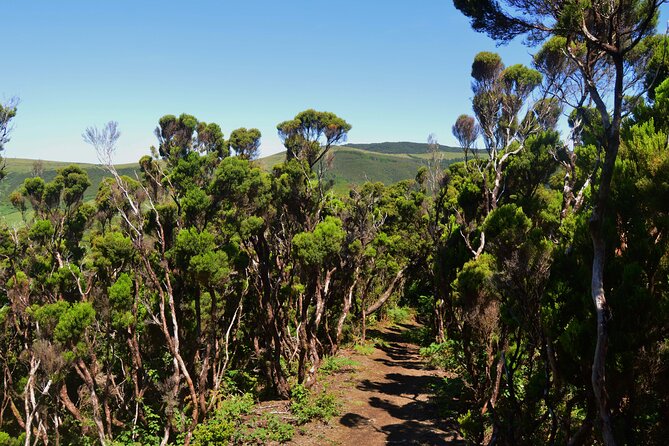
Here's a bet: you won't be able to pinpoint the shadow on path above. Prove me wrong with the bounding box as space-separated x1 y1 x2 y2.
336 325 465 445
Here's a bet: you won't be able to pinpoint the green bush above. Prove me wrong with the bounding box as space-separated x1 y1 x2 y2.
419 340 463 371
290 384 340 425
457 409 484 443
0 432 25 446
386 305 413 325
191 394 255 445
403 325 433 346
237 413 295 444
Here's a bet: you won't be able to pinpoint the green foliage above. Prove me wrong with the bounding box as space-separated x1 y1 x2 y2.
290 385 340 425
457 409 484 442
420 340 464 372
319 356 359 375
229 127 262 160
353 343 375 356
190 394 295 445
191 394 255 446
277 109 351 168
0 431 25 446
30 301 95 350
108 273 134 328
292 217 345 266
385 305 413 325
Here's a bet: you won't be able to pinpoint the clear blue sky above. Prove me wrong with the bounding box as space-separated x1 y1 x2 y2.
3 1 668 164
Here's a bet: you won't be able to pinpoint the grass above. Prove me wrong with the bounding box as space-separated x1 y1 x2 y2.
353 343 376 356
319 356 359 375
257 145 464 195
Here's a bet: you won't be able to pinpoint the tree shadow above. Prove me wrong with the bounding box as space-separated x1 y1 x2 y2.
340 412 373 428
369 326 427 371
341 325 465 444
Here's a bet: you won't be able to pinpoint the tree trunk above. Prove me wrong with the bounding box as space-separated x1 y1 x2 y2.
334 271 359 351
364 267 406 315
586 55 624 446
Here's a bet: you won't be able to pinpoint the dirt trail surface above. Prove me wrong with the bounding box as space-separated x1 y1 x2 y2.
291 324 465 445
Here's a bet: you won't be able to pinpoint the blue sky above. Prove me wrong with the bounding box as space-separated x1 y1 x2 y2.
3 1 668 163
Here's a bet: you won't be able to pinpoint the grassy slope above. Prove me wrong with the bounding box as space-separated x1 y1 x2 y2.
1 142 465 221
259 145 464 193
0 159 138 225
343 141 462 155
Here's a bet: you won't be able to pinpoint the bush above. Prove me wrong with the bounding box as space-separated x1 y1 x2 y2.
191 394 255 445
386 305 413 325
290 384 340 425
0 432 25 446
457 409 484 443
419 340 463 371
238 413 295 444
403 325 433 346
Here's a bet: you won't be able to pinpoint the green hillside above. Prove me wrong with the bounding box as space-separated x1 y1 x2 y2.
0 143 465 222
343 141 463 154
258 145 464 193
0 158 138 225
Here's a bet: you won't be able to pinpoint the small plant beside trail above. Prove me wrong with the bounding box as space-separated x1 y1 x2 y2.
185 384 341 445
385 305 413 325
290 384 341 425
353 342 376 356
319 356 359 375
419 339 464 372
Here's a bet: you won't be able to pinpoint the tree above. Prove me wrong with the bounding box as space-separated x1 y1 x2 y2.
454 1 665 444
0 98 18 181
228 128 261 160
277 109 351 171
452 114 479 166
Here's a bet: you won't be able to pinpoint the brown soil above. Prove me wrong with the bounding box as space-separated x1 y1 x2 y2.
290 323 465 446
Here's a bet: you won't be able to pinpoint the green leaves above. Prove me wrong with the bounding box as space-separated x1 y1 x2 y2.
292 217 345 267
229 127 261 160
109 273 135 329
30 301 95 346
277 109 351 168
171 228 231 285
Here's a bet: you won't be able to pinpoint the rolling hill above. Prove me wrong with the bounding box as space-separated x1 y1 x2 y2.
0 159 138 225
259 143 464 193
0 142 465 224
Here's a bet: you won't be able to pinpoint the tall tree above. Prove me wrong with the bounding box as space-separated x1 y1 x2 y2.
228 127 262 160
454 1 665 444
277 109 351 171
0 98 18 181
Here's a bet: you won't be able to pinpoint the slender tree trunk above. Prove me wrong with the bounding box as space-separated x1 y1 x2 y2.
586 55 624 446
334 270 359 352
364 268 406 315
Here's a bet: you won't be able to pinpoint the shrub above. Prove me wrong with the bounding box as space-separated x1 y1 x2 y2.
237 413 295 444
290 384 340 425
191 394 254 445
0 432 25 446
419 340 463 371
386 305 413 325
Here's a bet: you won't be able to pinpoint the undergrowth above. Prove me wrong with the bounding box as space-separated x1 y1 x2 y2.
290 384 341 425
320 355 359 375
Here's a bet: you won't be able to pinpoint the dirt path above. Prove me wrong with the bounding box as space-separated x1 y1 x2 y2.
291 324 465 446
